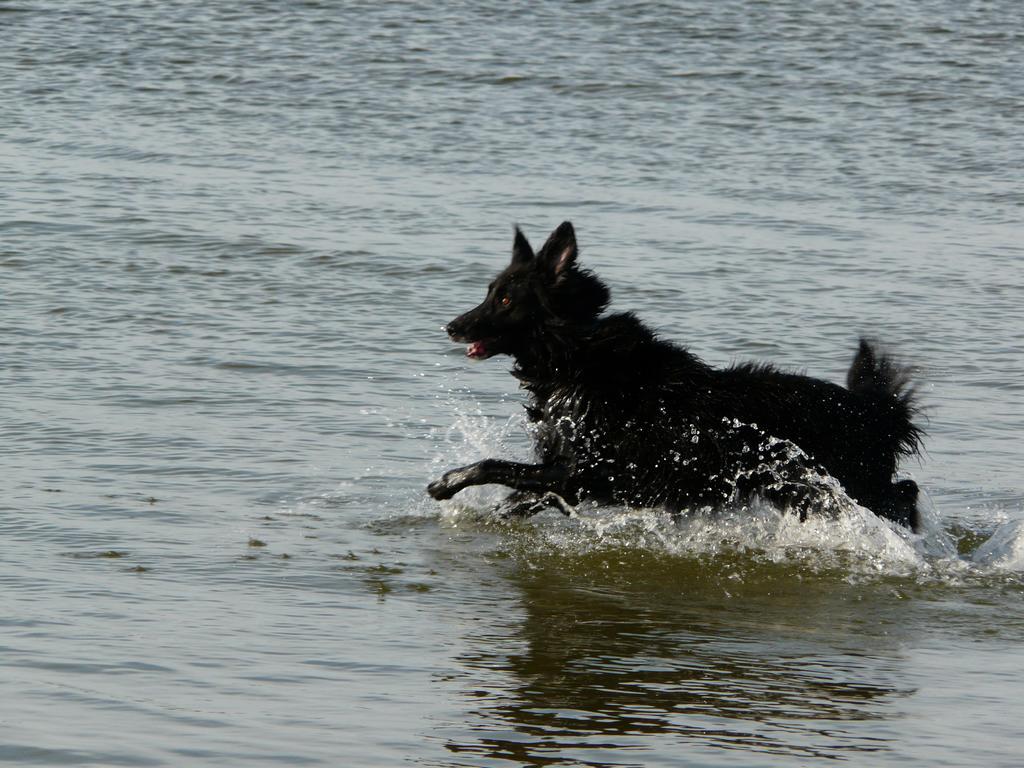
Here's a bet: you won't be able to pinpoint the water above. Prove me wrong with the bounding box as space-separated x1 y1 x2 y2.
2 1 1023 765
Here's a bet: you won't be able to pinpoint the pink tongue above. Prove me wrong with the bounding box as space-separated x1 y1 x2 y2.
467 341 487 358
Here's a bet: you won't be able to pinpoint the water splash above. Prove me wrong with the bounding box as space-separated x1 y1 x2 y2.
425 403 1018 582
972 519 1024 570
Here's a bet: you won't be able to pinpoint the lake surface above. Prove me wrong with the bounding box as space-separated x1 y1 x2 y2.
3 1 1023 765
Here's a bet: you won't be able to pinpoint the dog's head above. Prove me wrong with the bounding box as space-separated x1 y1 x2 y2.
445 221 610 360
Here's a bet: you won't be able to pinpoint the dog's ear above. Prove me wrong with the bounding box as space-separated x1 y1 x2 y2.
512 226 534 265
537 221 577 280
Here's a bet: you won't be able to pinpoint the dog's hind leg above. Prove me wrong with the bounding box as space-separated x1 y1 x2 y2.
873 479 920 532
427 459 568 501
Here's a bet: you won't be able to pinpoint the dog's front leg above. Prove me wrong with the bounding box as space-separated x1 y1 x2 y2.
495 490 576 519
427 459 567 501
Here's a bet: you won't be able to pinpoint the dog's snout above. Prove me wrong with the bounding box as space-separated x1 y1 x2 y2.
445 307 483 342
446 307 481 339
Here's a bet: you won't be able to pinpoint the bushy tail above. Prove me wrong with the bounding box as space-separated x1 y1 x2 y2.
847 338 923 457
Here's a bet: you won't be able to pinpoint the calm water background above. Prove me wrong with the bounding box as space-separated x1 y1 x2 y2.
3 1 1023 766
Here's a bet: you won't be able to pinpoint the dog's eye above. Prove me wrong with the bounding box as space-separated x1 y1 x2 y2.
500 296 511 307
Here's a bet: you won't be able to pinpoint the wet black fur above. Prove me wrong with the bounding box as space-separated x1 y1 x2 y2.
428 222 924 530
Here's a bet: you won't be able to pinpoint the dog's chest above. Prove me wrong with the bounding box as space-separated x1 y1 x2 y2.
530 384 612 457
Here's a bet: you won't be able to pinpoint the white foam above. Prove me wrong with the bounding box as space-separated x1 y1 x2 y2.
508 497 929 577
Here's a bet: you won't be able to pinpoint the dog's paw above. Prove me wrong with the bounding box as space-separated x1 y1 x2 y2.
540 491 576 517
495 491 575 519
426 478 456 500
428 466 477 501
425 473 462 501
496 496 543 519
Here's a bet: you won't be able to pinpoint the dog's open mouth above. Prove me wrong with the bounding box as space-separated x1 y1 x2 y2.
466 340 495 359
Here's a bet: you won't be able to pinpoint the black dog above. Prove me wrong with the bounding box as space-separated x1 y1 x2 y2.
427 222 923 530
